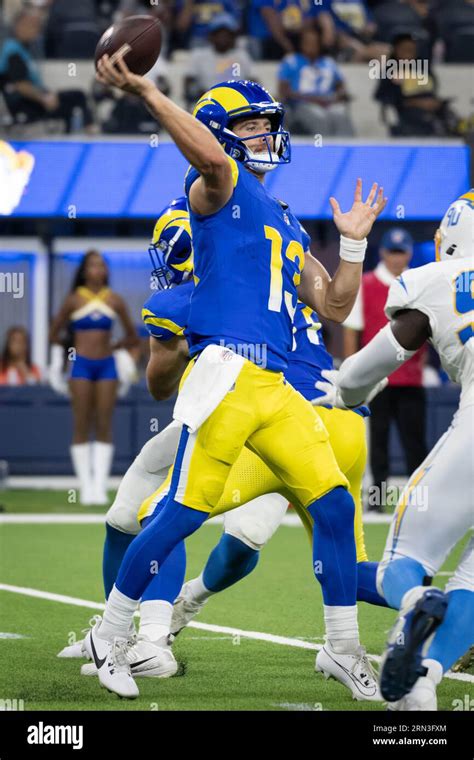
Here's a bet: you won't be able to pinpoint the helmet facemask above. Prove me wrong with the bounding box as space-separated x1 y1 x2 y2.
226 111 290 173
148 226 193 290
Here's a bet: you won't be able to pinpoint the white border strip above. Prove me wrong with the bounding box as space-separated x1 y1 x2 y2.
0 583 471 683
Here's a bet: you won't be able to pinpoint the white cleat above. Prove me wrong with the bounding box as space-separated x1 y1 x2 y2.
316 645 382 701
84 619 138 699
171 581 207 636
57 638 90 659
81 635 177 678
387 676 438 711
125 635 178 678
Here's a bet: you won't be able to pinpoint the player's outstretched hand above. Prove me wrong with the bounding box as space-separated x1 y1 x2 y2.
330 178 387 241
96 54 154 98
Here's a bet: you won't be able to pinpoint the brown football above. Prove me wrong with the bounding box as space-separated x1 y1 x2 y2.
94 15 162 76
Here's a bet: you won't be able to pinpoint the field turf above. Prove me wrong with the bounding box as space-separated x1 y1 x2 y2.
0 489 472 712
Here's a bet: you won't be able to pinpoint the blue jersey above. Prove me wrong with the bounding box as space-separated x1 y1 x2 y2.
286 302 333 402
141 281 194 341
174 0 241 39
141 281 369 415
184 157 308 372
278 54 343 98
249 0 319 38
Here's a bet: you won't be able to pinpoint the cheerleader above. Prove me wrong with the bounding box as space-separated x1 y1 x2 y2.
49 249 138 505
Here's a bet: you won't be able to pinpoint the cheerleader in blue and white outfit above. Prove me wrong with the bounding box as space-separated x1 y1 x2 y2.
49 250 138 505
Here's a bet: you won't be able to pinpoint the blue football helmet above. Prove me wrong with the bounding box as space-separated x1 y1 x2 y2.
193 80 291 173
148 197 193 290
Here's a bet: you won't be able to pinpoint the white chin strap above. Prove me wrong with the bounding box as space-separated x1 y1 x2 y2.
245 149 280 174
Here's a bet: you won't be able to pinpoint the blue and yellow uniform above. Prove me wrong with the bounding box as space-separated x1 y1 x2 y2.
70 286 118 381
139 281 368 560
185 157 307 372
164 136 348 514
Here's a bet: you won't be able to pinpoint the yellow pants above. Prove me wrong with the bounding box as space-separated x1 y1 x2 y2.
139 404 368 563
161 358 348 514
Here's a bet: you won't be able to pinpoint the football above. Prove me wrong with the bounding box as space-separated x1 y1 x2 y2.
94 14 162 76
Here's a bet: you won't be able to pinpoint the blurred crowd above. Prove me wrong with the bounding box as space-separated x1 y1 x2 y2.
0 0 473 137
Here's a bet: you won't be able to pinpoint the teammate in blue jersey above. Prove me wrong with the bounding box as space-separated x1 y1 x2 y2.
92 56 387 698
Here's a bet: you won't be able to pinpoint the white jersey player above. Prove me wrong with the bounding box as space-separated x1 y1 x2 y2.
336 190 474 710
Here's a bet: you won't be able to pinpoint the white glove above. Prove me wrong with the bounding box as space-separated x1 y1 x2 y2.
114 349 138 398
47 344 69 396
311 369 388 409
312 369 347 408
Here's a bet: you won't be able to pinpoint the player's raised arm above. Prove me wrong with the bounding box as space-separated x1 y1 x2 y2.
298 179 387 322
338 309 431 408
96 55 234 213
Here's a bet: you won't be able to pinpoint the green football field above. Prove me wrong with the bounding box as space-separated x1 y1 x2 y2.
0 490 472 712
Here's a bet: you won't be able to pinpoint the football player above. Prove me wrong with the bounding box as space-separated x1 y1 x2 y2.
333 190 474 710
58 197 192 678
90 58 387 698
66 201 387 699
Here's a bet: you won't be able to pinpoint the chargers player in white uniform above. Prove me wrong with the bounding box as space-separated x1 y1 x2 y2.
333 190 474 710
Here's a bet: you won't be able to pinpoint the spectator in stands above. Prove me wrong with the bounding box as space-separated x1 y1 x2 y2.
0 8 96 133
174 0 241 50
4 0 51 26
374 33 459 136
0 326 41 385
343 228 427 513
278 27 354 136
312 0 389 62
247 0 321 60
184 13 256 108
97 56 170 134
43 0 100 59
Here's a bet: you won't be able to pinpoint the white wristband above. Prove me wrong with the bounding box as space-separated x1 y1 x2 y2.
339 234 367 263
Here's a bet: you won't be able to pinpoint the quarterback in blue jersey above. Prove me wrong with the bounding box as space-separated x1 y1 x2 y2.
66 200 386 694
92 54 387 698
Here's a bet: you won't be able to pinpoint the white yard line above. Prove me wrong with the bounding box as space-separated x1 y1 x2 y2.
0 512 393 525
0 583 471 684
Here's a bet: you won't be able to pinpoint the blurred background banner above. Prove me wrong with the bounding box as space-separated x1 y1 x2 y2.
7 139 471 219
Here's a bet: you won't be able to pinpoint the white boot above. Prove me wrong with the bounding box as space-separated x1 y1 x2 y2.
92 442 114 505
315 644 382 701
84 618 138 698
70 443 93 505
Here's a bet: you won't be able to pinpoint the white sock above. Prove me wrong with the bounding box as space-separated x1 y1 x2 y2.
324 604 360 654
139 600 172 642
99 585 138 641
70 443 91 499
92 441 114 499
422 658 443 685
186 573 214 604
